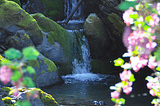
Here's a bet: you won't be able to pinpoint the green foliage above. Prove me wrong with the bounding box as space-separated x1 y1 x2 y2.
129 74 135 82
5 48 22 60
23 77 35 87
11 70 21 82
27 66 35 74
114 58 124 66
117 1 138 11
22 47 39 60
154 49 160 61
15 100 31 106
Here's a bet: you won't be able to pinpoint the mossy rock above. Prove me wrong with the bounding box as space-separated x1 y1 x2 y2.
37 0 63 21
0 0 44 46
32 13 71 59
107 13 125 37
43 57 57 72
8 0 21 6
90 59 116 74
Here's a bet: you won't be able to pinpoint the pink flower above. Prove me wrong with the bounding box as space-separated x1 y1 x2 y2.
148 56 157 69
120 70 132 81
130 57 148 72
146 42 157 50
149 13 159 27
147 82 153 89
149 89 156 96
123 86 132 95
0 66 12 85
123 7 137 26
111 91 120 98
123 26 132 48
13 89 19 97
32 91 39 99
157 2 160 15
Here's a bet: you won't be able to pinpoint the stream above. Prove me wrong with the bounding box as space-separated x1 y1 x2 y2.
42 0 153 105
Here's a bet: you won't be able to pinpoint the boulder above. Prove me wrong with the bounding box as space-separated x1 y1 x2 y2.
32 13 74 75
0 0 44 47
83 13 111 59
26 53 63 88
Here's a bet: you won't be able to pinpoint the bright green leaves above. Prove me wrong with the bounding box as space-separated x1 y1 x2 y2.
111 98 125 105
22 47 39 60
15 100 31 106
156 67 160 71
114 58 124 66
11 70 21 82
154 49 160 61
117 1 138 11
5 48 22 60
129 13 138 19
129 74 135 82
23 77 35 87
27 66 35 74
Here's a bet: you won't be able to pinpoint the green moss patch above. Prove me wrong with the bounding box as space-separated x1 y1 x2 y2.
32 13 71 59
108 13 125 37
28 60 40 68
37 0 63 20
43 58 57 72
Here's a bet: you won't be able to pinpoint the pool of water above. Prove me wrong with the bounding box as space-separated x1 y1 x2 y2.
41 73 154 106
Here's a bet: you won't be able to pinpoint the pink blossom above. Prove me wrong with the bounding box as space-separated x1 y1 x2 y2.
130 57 148 72
146 42 157 50
111 91 120 98
0 66 12 85
123 86 132 95
157 2 160 15
120 70 132 81
149 89 156 96
123 7 137 26
123 26 132 48
149 13 159 27
32 91 39 99
148 56 157 69
13 89 19 97
147 82 153 89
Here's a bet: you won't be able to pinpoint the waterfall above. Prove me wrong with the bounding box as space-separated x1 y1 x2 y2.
72 36 91 74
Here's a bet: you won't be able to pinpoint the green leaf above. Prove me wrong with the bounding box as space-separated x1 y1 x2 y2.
129 74 135 82
151 98 159 104
117 1 138 11
145 16 152 22
4 48 21 60
154 49 160 61
23 77 35 87
111 98 116 102
156 67 160 71
11 70 21 82
144 25 150 31
22 47 39 60
27 66 35 74
129 14 138 19
114 58 124 66
118 98 125 105
15 100 31 106
20 100 31 106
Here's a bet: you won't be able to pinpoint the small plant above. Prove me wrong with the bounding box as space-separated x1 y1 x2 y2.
0 46 39 106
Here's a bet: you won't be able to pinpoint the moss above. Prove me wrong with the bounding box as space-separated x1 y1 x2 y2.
28 60 40 68
31 88 59 106
108 13 125 37
2 97 12 104
37 0 63 20
0 0 44 45
43 58 57 72
2 87 12 95
32 13 71 59
9 0 21 6
22 33 30 40
41 71 46 74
